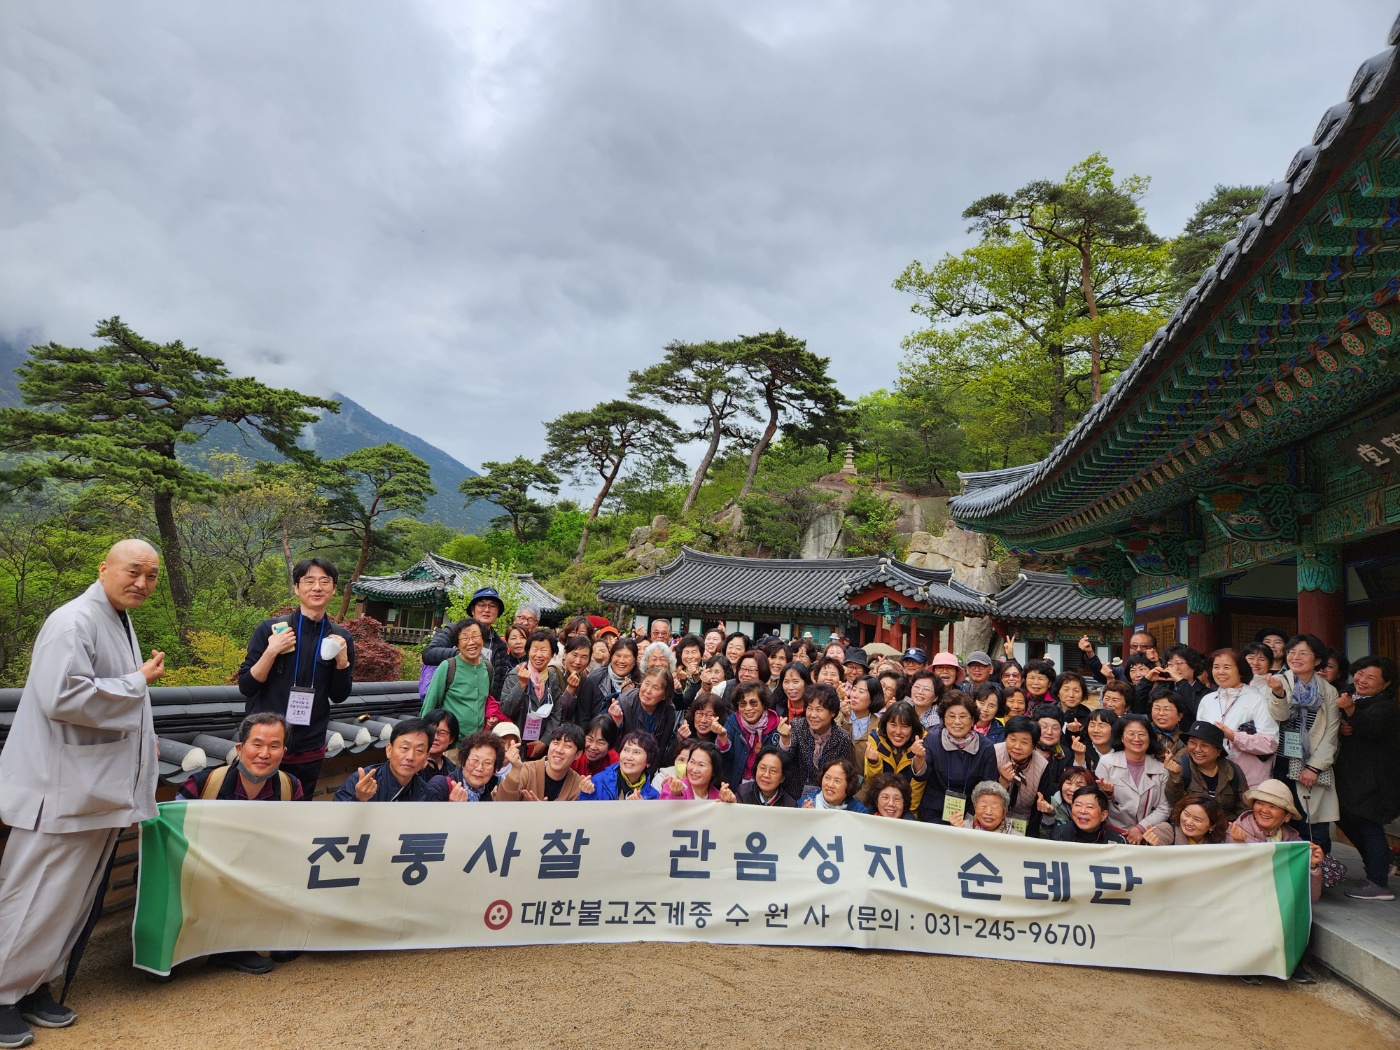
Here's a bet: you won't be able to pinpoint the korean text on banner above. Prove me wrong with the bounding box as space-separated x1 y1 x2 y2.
133 801 1310 977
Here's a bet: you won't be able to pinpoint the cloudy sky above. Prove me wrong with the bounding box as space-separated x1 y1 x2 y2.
2 1 1394 474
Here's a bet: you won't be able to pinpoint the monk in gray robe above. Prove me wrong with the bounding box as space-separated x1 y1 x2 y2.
0 540 165 1047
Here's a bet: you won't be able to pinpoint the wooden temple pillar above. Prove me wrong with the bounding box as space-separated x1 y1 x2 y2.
1297 545 1345 648
1121 597 1136 655
1186 577 1221 655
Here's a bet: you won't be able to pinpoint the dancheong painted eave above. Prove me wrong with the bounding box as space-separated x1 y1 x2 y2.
950 24 1400 550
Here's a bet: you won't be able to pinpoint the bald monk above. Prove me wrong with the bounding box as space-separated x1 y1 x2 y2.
0 540 165 1047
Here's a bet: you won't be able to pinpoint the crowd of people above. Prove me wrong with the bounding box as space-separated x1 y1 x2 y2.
2 547 1398 1046
392 596 1396 922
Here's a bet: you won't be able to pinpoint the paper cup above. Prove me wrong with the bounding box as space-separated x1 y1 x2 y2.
320 636 344 660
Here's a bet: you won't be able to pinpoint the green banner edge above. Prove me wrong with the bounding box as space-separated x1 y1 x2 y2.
132 801 190 974
1270 840 1312 975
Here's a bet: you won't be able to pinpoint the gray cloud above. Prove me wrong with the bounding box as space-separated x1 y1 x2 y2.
2 0 1393 478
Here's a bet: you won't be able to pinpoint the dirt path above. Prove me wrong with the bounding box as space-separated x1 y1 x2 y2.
36 925 1400 1050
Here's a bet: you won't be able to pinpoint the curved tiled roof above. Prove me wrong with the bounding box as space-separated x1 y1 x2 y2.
990 570 1123 626
840 557 990 616
597 548 889 617
951 22 1400 548
353 553 561 612
0 681 422 784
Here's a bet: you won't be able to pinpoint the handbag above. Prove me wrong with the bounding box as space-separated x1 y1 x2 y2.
1319 853 1347 889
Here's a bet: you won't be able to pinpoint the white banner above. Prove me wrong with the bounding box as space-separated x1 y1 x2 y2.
134 800 1310 977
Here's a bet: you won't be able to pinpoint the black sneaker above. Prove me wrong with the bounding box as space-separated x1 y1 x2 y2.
1345 881 1396 901
16 985 74 1029
0 1005 33 1048
208 951 274 975
268 951 302 963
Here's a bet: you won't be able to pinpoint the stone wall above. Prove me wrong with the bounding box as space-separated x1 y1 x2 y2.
904 522 1017 656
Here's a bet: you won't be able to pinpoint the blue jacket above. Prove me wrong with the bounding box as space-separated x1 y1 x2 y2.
577 762 659 801
915 738 998 823
332 761 431 802
719 713 784 793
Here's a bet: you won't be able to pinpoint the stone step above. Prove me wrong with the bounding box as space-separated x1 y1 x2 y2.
1310 842 1400 1013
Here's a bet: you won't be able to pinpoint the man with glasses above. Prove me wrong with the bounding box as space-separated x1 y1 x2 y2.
1079 630 1159 685
238 557 355 799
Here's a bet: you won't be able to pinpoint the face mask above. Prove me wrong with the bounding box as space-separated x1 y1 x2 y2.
236 758 278 785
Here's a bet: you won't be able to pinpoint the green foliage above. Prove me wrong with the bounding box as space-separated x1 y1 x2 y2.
894 154 1171 471
730 330 852 498
459 457 560 539
543 399 684 558
439 532 492 565
602 456 687 520
739 485 836 558
445 558 527 626
399 643 423 682
159 631 243 686
0 317 337 621
318 442 435 616
629 339 757 513
0 490 113 682
381 518 458 573
174 452 323 602
1169 184 1265 299
842 484 903 557
853 384 962 491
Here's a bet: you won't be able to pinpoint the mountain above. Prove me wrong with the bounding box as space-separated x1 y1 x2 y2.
0 336 494 532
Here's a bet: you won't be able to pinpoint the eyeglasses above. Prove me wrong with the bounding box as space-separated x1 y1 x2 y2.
1129 643 1151 651
736 698 763 708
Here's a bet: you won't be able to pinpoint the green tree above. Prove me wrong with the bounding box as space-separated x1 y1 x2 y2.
174 452 323 602
739 483 836 559
0 318 335 628
459 457 560 540
961 153 1165 404
0 489 113 681
895 155 1171 465
842 485 903 557
445 558 526 626
853 382 962 490
731 330 850 498
439 532 492 566
542 401 683 560
1169 183 1266 298
319 443 435 617
383 518 460 570
628 340 756 514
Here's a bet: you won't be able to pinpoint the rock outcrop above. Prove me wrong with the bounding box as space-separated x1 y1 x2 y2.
905 521 1017 656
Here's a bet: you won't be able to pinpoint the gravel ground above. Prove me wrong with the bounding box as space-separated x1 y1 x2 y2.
31 924 1400 1050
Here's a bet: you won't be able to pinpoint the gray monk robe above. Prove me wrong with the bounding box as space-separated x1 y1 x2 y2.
0 581 158 1004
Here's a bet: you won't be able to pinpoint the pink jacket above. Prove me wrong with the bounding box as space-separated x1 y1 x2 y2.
1233 812 1321 901
660 781 721 800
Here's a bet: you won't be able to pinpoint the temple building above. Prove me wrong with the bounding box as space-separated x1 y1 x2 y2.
351 553 563 644
597 547 1122 663
950 49 1400 664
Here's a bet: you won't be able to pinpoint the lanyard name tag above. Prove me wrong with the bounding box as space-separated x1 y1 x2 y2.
1282 731 1303 759
523 714 543 742
942 791 966 825
1009 818 1028 837
287 690 315 726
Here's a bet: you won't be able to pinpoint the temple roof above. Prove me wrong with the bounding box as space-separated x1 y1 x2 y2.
989 570 1124 626
950 25 1400 551
840 558 990 616
352 553 562 613
597 548 892 617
